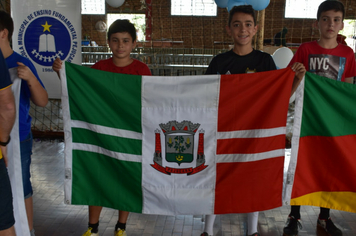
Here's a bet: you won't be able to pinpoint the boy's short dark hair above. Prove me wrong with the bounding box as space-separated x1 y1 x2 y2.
107 19 136 42
0 10 14 42
317 0 345 20
228 5 256 26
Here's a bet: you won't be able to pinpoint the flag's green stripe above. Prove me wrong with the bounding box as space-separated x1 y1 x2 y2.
301 72 356 137
72 128 142 155
65 62 142 132
71 150 142 212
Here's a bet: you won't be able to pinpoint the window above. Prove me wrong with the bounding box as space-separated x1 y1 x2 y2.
107 14 146 42
81 0 105 15
340 20 356 53
171 0 217 16
285 0 324 19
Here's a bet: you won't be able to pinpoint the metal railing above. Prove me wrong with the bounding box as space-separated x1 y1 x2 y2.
81 46 229 75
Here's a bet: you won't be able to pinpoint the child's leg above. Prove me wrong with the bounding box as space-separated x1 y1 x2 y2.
247 212 259 235
289 205 301 219
203 215 216 235
319 207 330 219
24 197 33 231
20 132 34 231
89 205 103 224
115 210 129 231
87 205 102 233
283 205 302 236
118 210 129 223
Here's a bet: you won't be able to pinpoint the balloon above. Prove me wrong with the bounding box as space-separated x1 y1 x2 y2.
227 0 246 12
215 0 229 8
271 46 296 103
272 47 294 69
106 0 125 8
95 21 107 32
246 0 270 11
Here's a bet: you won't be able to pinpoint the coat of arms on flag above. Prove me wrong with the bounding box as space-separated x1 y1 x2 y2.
151 120 208 175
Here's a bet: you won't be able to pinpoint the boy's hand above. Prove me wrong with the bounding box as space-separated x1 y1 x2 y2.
17 62 36 82
52 58 63 74
17 62 48 107
291 62 306 81
290 62 306 96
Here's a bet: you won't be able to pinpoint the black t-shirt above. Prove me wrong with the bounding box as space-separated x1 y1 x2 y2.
205 49 276 75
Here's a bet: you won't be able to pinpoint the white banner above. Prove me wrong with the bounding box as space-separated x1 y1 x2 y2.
8 70 28 236
11 0 81 98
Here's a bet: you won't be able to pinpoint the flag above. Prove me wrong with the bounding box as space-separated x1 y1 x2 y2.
61 62 295 215
7 69 30 236
285 72 356 213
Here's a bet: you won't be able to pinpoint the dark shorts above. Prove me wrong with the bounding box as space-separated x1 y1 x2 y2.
20 132 33 198
0 157 15 230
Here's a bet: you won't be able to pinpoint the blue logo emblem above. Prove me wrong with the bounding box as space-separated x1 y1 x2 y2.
17 10 78 68
24 17 71 67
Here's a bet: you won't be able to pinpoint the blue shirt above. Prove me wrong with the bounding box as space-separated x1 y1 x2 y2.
6 51 45 141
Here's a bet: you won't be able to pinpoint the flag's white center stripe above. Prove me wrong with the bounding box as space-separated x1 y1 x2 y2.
72 143 141 163
217 127 286 139
71 120 142 140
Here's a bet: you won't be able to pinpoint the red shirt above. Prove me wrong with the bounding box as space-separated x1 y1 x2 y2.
288 41 356 82
92 58 151 76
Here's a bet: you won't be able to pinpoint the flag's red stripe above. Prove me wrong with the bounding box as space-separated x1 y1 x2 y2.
217 135 286 154
292 135 356 198
214 157 284 213
218 69 294 132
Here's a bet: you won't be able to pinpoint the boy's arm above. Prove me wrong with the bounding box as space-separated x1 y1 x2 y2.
345 77 354 84
0 86 16 166
343 48 356 84
290 62 306 95
0 86 16 142
17 62 48 107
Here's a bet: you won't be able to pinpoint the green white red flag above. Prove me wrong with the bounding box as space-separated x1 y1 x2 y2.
61 62 294 215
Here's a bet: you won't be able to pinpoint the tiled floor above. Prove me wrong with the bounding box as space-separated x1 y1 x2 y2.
30 140 356 236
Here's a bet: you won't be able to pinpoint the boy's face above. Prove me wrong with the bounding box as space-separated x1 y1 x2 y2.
0 29 9 50
108 32 136 60
226 12 257 47
316 10 344 40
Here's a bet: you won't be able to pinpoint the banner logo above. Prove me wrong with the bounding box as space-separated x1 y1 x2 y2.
17 10 78 67
151 120 208 175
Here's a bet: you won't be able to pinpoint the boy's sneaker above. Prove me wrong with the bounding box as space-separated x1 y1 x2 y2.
317 218 342 236
200 232 212 236
283 216 302 236
248 233 260 236
82 227 99 236
114 229 127 236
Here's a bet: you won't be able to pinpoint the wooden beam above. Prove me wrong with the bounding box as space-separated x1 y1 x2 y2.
256 9 265 51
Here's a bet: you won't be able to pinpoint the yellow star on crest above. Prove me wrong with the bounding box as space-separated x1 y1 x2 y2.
42 21 52 32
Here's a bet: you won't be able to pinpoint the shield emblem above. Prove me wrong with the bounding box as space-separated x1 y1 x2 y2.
151 120 208 175
165 133 193 165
